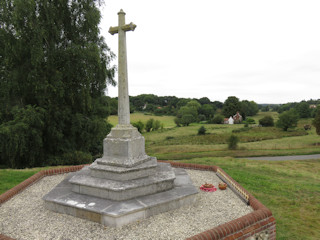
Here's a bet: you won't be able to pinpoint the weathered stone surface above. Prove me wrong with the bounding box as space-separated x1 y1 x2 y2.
43 168 198 227
90 157 157 181
101 125 150 167
69 163 175 201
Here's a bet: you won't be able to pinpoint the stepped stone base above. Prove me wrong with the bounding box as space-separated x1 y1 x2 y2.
89 157 157 181
43 167 198 227
69 163 175 201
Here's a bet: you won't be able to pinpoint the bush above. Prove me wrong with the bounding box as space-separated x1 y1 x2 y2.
152 120 161 131
227 135 239 150
180 114 194 126
132 121 144 133
198 126 207 135
210 114 224 124
259 116 274 127
243 118 255 125
174 117 181 127
145 118 154 132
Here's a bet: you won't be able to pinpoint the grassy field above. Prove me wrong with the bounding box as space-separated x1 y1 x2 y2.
181 157 320 240
1 111 319 239
107 112 176 128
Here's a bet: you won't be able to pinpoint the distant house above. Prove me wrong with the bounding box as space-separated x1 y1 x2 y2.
228 117 234 125
233 112 243 124
309 104 317 109
224 118 229 124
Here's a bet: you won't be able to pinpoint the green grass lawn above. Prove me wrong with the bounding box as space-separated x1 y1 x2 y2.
107 112 176 128
180 157 320 240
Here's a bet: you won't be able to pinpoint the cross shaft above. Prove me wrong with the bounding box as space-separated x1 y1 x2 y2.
109 9 136 126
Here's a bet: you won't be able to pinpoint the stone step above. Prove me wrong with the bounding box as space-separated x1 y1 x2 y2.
69 163 175 201
43 167 198 227
89 157 157 181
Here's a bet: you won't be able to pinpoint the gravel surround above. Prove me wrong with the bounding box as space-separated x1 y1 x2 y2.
0 168 252 240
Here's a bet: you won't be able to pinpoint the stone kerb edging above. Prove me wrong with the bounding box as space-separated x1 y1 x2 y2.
0 162 276 240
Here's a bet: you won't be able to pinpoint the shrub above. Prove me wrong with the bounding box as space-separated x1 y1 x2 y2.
227 135 239 150
152 120 161 131
211 114 224 124
145 118 154 132
259 116 274 127
243 118 255 125
198 126 207 135
174 117 181 127
132 121 144 133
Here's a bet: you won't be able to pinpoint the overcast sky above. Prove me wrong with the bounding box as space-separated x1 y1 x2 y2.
99 0 320 104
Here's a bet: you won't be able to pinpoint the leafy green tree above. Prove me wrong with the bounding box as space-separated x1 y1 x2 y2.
180 114 194 126
241 100 259 118
295 101 311 118
276 109 299 131
222 96 241 117
312 106 320 135
198 97 211 105
199 104 215 119
175 104 198 126
259 116 274 127
0 0 115 168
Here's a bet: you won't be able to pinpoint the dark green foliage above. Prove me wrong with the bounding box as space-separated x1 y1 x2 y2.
243 118 255 125
181 114 194 126
222 96 241 117
295 101 311 118
312 106 320 135
240 100 259 118
259 116 274 127
174 117 181 127
199 104 215 119
132 121 144 133
276 109 299 131
145 119 154 132
197 126 206 135
0 0 115 168
227 135 239 150
152 120 161 131
210 114 224 124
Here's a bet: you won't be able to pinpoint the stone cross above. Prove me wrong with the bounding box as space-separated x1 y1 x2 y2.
109 9 136 126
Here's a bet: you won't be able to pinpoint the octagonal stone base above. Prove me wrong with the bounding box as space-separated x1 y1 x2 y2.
43 167 198 227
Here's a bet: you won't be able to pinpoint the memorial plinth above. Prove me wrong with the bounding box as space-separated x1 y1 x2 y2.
43 9 198 227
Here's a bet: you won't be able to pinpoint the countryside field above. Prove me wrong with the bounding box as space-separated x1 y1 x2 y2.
1 111 319 239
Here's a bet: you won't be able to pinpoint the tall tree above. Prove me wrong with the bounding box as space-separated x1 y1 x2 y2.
0 0 115 168
313 106 320 135
222 96 241 117
276 109 299 131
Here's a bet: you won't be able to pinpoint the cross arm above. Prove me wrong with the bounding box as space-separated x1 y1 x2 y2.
109 22 137 35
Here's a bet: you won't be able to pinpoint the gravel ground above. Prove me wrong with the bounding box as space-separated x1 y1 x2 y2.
0 169 252 240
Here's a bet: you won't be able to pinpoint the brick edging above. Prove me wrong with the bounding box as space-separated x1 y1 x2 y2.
0 162 276 240
162 161 276 240
0 165 88 205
